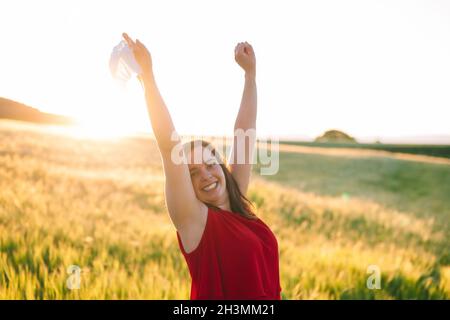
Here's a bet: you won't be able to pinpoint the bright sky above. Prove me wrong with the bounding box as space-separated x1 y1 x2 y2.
1 0 449 141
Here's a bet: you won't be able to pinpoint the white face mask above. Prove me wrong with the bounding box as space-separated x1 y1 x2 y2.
109 40 142 85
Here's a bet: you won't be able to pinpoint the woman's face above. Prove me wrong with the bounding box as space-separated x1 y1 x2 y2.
187 145 228 207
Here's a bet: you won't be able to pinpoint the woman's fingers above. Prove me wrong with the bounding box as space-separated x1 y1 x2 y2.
235 42 244 55
235 41 253 56
122 32 136 49
245 42 253 53
136 39 145 49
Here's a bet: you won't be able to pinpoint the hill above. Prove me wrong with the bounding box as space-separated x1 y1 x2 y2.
0 97 74 125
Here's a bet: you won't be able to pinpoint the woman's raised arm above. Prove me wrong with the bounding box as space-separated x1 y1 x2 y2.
229 41 257 196
123 33 176 152
122 33 206 232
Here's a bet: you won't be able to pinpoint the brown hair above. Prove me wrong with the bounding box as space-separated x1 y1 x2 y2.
184 140 258 220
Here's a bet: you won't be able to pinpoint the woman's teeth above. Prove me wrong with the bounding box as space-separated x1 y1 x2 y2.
202 182 218 192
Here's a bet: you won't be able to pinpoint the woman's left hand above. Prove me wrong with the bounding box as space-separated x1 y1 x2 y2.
234 41 256 77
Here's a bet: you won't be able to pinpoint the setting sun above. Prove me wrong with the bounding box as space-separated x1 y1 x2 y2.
67 79 151 139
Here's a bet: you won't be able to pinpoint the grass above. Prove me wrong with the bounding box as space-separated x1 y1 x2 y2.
280 140 450 159
0 120 449 299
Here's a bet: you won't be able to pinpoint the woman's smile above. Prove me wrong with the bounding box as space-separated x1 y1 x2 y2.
202 181 218 192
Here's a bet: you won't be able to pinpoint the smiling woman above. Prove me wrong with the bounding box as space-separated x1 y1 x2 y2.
119 32 282 299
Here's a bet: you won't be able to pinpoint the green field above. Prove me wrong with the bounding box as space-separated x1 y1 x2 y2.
280 140 450 159
1 120 449 299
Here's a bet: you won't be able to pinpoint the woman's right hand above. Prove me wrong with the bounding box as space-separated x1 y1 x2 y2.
122 32 153 81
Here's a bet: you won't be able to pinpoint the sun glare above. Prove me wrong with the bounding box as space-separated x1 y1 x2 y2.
60 79 150 140
40 79 151 139
72 120 142 139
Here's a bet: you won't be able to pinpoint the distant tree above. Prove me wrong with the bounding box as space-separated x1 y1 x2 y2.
315 129 357 143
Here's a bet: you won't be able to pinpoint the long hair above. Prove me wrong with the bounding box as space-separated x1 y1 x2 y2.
184 140 258 220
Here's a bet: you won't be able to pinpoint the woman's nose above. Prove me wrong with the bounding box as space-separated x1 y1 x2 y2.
199 168 213 180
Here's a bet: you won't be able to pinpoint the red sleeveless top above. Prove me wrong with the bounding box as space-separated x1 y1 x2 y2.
176 206 282 300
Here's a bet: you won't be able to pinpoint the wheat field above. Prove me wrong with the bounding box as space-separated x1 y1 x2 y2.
0 120 449 299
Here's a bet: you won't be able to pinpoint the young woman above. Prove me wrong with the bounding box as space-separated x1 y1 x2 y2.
122 33 281 300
